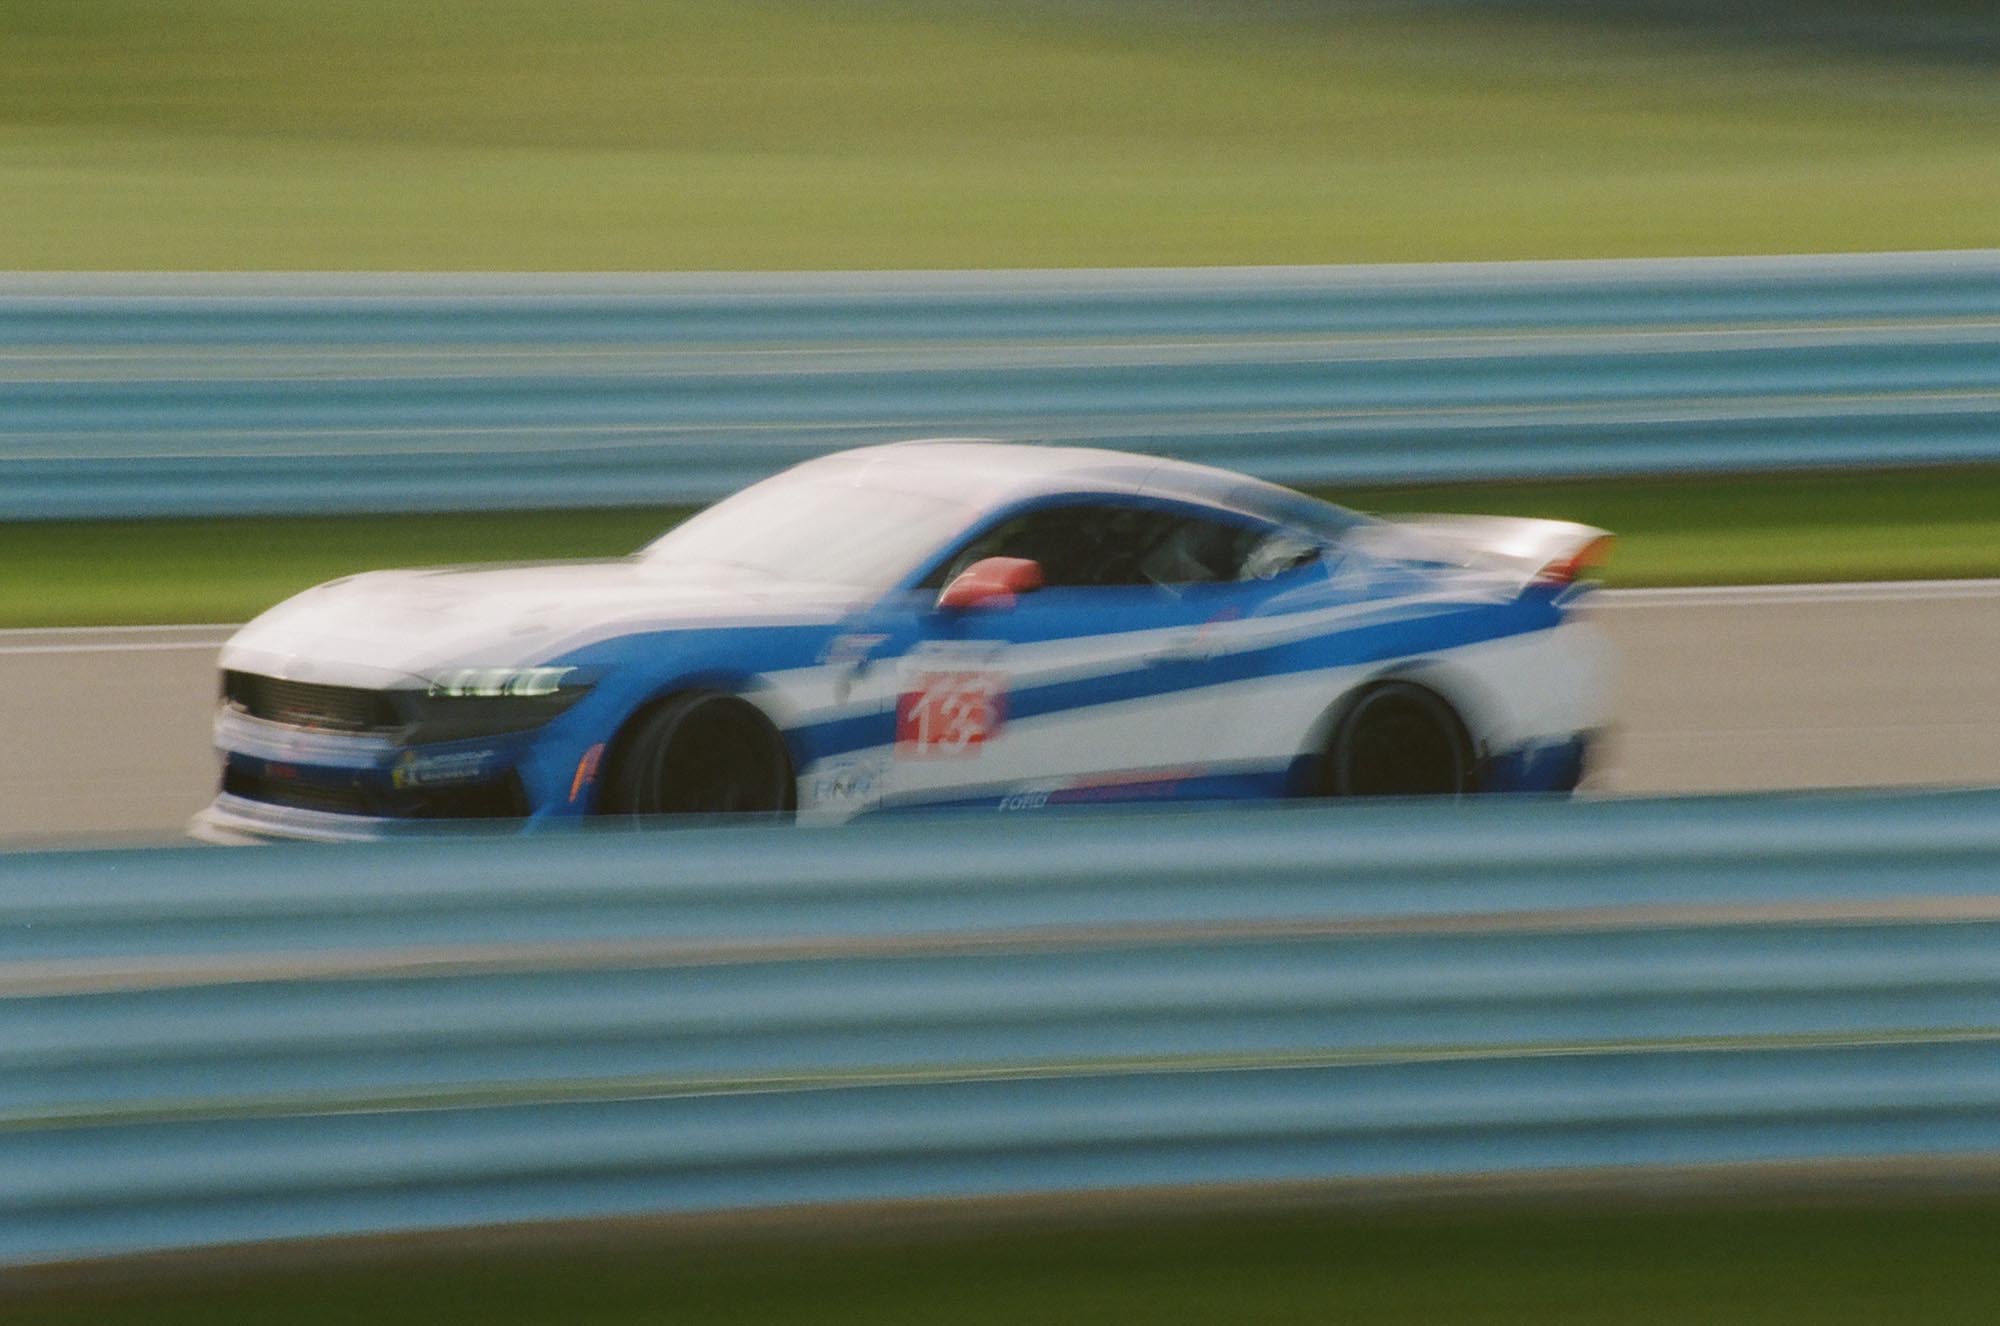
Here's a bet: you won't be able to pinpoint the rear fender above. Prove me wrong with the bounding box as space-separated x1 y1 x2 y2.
1295 659 1502 793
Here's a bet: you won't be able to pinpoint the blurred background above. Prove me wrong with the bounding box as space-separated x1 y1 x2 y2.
6 2 2000 1321
5 0 1999 268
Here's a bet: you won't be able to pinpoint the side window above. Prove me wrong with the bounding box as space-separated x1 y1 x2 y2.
1135 514 1259 585
926 503 1304 589
925 505 1141 588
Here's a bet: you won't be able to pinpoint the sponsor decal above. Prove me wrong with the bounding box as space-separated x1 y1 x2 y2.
391 748 498 789
997 789 1052 812
1048 776 1190 805
896 671 1006 757
803 754 888 808
1063 765 1202 792
998 767 1203 809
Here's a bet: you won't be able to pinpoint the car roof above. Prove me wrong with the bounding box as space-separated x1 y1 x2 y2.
782 439 1357 531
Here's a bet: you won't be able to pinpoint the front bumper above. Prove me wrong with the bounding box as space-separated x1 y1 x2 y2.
196 704 591 843
189 793 457 845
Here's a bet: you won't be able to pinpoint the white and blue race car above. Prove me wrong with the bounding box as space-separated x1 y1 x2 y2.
193 441 1612 842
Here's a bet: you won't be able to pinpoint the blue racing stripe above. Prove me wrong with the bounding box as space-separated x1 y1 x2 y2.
795 594 1556 761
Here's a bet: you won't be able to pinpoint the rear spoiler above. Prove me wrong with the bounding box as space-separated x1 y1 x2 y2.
1378 515 1614 589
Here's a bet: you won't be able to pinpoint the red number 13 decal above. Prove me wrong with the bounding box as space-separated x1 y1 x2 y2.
897 671 1006 755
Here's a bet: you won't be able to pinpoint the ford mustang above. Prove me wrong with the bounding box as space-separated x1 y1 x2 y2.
192 440 1612 842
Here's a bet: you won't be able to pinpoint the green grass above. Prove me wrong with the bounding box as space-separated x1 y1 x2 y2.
3 1 1998 268
0 507 684 628
4 468 1994 627
14 1194 2000 1325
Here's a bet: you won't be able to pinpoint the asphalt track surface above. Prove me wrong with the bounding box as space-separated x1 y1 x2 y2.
1 582 1995 846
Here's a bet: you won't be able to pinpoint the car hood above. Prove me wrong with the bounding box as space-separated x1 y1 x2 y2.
220 559 859 688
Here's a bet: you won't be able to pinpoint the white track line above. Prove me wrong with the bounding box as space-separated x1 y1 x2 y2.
0 625 236 656
0 579 1993 655
1592 579 2000 607
0 622 241 635
0 639 232 656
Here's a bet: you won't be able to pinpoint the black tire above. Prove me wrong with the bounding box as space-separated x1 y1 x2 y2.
1320 681 1473 797
600 693 796 817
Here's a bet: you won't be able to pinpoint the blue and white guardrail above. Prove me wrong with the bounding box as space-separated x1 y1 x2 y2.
5 788 2000 1263
4 250 1998 519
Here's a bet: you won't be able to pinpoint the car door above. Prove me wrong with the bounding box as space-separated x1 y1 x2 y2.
880 498 1277 811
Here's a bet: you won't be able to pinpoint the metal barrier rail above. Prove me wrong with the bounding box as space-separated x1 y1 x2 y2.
5 251 1999 519
4 789 2000 1264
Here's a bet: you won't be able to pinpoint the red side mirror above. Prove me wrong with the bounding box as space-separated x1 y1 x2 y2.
937 556 1044 612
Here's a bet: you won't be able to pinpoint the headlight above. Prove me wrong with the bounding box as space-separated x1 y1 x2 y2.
403 666 598 742
428 666 580 699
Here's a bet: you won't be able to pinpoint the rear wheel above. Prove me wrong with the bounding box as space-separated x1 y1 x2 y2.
601 693 795 817
1321 682 1473 797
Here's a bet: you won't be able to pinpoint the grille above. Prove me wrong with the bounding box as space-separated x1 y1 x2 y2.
222 765 372 815
225 671 402 733
222 761 528 821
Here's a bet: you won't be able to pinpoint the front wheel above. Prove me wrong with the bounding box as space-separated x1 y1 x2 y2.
1320 682 1473 797
600 693 796 817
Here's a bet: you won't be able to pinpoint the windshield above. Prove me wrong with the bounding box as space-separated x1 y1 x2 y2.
639 478 977 590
